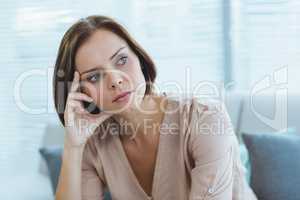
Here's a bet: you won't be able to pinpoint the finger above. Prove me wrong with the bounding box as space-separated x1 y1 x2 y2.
67 100 86 117
70 71 80 93
74 107 89 115
68 100 85 110
64 105 75 127
69 92 93 102
70 102 89 116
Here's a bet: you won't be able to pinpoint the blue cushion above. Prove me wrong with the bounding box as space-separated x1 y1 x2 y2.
39 146 111 200
242 131 300 200
239 143 251 184
39 146 62 193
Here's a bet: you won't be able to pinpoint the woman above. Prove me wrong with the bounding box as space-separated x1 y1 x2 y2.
53 15 257 200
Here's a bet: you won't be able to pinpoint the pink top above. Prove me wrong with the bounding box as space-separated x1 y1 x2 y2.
81 94 258 200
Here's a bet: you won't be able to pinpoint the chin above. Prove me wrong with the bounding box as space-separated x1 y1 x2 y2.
109 101 133 113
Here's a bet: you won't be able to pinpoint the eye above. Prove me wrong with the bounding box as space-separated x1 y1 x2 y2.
116 56 128 66
87 73 101 83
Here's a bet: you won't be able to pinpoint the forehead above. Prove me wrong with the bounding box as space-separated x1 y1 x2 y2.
75 29 128 72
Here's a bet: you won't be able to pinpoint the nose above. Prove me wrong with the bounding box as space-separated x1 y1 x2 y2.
107 72 123 90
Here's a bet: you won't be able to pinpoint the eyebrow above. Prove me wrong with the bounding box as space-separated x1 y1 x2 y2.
79 46 126 76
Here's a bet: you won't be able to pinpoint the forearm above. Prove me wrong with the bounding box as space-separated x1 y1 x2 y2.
55 139 84 200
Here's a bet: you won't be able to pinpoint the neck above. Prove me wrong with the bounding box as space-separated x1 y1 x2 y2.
112 93 167 140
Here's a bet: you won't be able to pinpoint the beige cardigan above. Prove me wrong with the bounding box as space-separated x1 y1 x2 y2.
81 94 258 200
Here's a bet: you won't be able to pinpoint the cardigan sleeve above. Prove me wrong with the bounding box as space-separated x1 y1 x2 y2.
231 134 258 200
187 98 236 200
81 138 106 200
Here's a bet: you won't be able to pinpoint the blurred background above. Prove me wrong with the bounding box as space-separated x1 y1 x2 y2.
0 0 299 199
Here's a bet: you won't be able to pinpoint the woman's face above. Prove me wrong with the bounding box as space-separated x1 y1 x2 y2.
75 29 146 113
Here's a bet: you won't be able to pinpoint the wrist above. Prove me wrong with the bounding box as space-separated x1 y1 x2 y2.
62 140 85 164
64 137 85 150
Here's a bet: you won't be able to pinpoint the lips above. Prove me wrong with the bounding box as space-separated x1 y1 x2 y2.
112 91 131 102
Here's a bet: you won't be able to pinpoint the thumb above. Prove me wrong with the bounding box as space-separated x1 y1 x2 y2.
86 112 113 124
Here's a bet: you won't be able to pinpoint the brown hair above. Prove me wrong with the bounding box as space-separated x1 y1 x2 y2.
53 15 157 126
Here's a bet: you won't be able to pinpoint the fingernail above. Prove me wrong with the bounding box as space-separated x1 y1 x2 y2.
80 108 86 113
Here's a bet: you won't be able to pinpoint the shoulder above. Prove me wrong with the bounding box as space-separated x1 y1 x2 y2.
165 93 223 119
82 133 101 169
167 93 232 129
82 127 108 182
179 96 235 162
83 133 100 159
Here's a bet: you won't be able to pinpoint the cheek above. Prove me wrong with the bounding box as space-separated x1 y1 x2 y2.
127 58 145 84
91 85 111 107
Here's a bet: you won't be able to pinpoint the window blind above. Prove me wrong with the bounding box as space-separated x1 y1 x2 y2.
231 0 299 92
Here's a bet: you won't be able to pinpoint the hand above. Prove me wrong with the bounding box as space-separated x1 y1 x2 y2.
63 71 113 148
